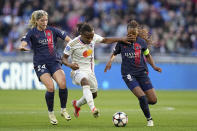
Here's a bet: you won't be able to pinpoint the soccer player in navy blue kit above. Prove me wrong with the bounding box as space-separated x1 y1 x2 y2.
18 10 71 125
104 20 162 127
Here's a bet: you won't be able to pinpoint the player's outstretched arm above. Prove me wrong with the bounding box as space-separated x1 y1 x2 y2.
18 41 30 51
104 54 116 72
145 54 162 73
62 54 79 70
101 36 132 44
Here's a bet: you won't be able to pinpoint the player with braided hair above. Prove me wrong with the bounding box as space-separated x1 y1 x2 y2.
104 20 162 126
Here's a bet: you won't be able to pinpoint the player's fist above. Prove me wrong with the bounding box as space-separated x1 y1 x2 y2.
18 47 30 51
70 63 79 70
153 66 162 73
104 62 112 72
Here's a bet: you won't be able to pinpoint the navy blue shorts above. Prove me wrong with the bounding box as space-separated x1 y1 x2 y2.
34 62 62 81
122 73 153 91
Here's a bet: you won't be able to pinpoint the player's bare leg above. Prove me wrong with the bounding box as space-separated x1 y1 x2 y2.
145 88 157 105
131 86 153 126
53 69 71 121
40 73 58 125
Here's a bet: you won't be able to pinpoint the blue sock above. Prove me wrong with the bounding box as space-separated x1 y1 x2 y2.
138 95 151 119
45 91 54 112
59 88 68 108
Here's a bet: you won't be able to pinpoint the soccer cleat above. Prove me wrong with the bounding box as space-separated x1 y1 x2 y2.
92 107 100 118
61 108 71 121
48 111 58 125
72 100 81 118
147 119 154 126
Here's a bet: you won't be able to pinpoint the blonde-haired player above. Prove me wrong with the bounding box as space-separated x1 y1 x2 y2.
18 10 71 125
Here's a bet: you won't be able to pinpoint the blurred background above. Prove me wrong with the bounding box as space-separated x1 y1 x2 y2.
0 0 197 90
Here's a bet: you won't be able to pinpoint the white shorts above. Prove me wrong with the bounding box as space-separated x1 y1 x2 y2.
70 70 98 93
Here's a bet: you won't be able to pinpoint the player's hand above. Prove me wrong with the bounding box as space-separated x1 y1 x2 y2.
104 62 112 72
153 66 162 73
70 63 79 70
18 47 30 51
120 37 131 44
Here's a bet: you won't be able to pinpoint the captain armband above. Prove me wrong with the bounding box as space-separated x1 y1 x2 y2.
143 48 149 56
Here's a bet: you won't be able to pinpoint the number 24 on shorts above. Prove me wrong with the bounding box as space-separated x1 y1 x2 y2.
37 64 46 72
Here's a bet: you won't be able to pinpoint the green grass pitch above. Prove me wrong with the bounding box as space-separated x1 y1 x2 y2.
0 90 197 131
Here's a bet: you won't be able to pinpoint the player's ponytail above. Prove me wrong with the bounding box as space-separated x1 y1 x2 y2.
127 20 153 47
77 22 93 34
29 10 48 29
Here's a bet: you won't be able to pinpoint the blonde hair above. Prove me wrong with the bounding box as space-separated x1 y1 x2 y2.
29 10 48 28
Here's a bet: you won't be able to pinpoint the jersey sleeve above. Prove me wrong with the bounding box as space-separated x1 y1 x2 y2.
21 30 32 47
63 41 74 56
113 42 121 55
94 34 104 43
53 27 67 40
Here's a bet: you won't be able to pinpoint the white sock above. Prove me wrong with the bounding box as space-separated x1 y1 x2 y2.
61 108 66 112
76 96 87 107
82 85 95 111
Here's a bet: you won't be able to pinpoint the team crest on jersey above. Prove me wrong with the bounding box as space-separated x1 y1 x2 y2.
47 32 51 36
133 43 141 50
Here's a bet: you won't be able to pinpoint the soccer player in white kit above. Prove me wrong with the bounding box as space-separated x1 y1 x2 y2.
62 23 131 118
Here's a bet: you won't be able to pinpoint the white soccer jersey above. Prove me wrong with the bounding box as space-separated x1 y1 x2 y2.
63 34 104 72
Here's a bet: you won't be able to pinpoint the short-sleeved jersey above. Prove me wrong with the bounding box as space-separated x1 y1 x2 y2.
63 34 104 72
113 37 149 76
21 26 67 66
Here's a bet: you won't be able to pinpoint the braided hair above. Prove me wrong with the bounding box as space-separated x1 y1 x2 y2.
127 20 153 47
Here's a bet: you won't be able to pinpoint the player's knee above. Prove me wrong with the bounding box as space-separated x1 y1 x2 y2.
58 80 66 89
149 98 157 105
81 78 89 86
92 92 97 99
47 87 55 92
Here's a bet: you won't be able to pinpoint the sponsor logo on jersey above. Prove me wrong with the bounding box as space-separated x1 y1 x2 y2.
38 38 48 45
83 49 93 57
125 52 140 58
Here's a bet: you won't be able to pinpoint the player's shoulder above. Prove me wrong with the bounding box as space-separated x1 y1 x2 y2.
93 33 104 41
137 37 146 44
93 33 101 38
67 36 80 47
117 41 126 46
26 27 37 35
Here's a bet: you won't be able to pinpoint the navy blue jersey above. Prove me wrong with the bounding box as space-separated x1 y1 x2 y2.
21 26 67 66
113 37 148 76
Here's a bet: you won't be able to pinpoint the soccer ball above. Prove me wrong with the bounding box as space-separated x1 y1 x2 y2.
112 112 128 127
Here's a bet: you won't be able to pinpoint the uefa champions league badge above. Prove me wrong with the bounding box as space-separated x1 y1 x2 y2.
66 46 70 51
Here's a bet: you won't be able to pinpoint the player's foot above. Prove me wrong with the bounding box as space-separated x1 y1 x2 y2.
72 100 81 118
147 118 154 126
61 108 71 121
92 107 100 118
48 111 58 125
